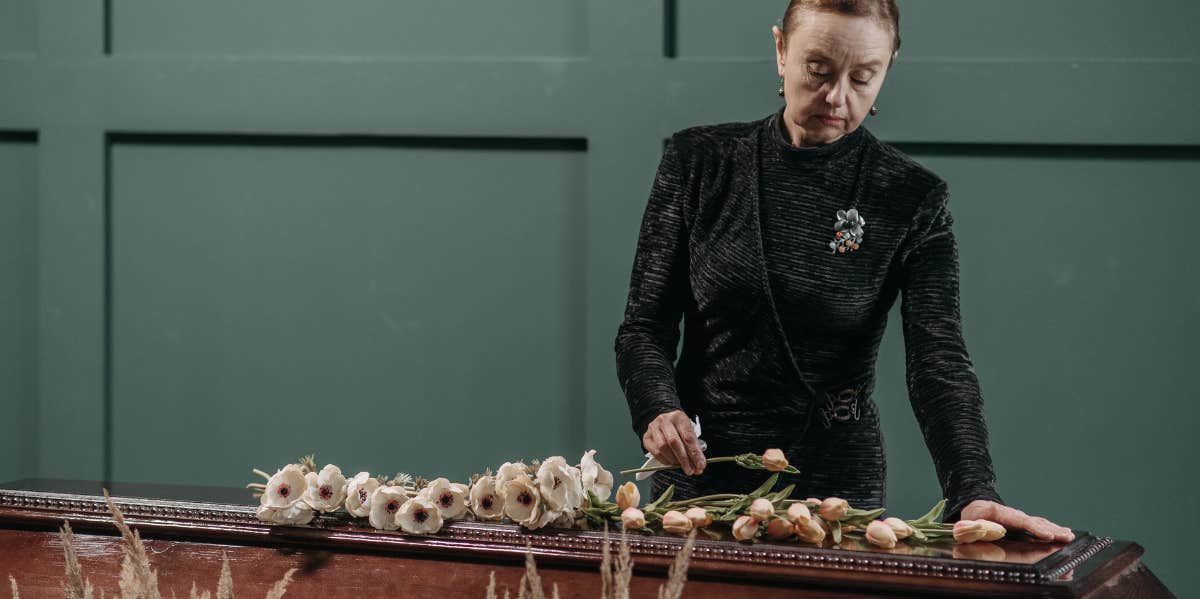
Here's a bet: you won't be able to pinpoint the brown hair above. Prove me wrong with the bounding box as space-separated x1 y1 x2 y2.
781 0 901 56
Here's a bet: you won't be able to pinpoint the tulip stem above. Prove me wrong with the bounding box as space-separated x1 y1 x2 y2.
619 456 738 476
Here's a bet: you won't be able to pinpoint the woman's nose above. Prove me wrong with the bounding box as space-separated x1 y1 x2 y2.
825 80 848 108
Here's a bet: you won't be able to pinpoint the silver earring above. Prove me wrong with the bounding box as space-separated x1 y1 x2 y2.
778 78 785 97
869 105 878 116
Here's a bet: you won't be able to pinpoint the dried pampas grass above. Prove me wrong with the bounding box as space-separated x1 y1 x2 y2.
60 521 94 599
657 530 697 599
489 525 694 599
8 489 295 599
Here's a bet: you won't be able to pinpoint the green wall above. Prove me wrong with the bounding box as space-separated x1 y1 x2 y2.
1 0 1196 594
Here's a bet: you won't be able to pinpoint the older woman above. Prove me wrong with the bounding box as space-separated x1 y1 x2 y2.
614 0 1073 541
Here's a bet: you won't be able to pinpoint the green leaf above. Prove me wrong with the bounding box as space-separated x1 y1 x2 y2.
644 484 675 513
767 484 796 504
717 497 753 521
748 473 780 498
914 499 946 525
734 453 762 470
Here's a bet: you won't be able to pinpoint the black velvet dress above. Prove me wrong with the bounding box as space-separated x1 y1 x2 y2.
613 104 1004 523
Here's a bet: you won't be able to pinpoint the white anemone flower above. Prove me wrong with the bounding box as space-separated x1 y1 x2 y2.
494 461 529 501
399 495 443 534
255 501 314 525
502 475 543 528
536 456 583 513
419 477 468 520
579 449 614 503
534 507 576 530
469 475 504 521
368 486 409 531
262 464 308 508
303 464 348 513
344 472 381 518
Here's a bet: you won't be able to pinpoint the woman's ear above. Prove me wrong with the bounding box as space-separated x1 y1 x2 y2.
772 25 786 77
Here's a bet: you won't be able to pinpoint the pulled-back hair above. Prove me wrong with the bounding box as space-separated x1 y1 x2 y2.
781 0 901 55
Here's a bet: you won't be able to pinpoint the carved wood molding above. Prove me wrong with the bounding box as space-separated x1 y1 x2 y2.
0 487 1110 587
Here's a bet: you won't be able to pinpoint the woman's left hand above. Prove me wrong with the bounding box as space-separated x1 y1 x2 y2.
961 500 1075 543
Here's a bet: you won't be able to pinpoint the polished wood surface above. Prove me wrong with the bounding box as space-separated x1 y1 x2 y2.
0 479 1175 598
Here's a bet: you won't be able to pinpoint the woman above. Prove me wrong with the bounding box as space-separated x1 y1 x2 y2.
614 0 1073 542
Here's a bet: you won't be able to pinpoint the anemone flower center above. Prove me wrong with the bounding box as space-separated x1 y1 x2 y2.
386 500 400 514
415 509 428 523
519 491 532 506
358 489 368 503
277 484 290 498
319 485 333 500
439 493 452 507
481 497 493 510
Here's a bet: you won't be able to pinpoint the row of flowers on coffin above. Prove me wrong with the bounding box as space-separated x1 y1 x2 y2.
252 451 618 534
250 449 1009 550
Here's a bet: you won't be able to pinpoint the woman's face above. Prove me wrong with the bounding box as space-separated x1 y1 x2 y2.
772 11 895 146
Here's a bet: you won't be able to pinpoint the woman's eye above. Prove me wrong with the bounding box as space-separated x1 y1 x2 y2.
851 72 874 85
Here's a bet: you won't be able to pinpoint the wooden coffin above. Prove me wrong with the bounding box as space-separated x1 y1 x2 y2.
0 479 1174 598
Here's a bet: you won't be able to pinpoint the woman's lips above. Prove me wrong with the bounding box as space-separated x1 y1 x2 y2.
818 115 845 126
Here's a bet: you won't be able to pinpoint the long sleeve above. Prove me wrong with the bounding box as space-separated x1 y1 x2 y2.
899 182 1004 524
614 135 693 444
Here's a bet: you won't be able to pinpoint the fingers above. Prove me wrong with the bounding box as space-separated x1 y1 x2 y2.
660 424 696 475
992 506 1074 543
644 426 677 467
1027 516 1075 543
673 416 707 474
962 500 1075 543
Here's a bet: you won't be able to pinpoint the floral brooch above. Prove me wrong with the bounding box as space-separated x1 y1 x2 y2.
829 208 865 254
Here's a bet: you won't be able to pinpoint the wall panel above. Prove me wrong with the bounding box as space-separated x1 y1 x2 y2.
673 0 1200 60
109 0 588 58
0 133 37 483
0 1 37 56
108 135 586 486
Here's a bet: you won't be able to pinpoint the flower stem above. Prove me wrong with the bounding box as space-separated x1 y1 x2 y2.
618 456 739 476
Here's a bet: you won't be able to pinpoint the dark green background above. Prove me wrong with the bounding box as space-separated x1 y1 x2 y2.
1 0 1196 594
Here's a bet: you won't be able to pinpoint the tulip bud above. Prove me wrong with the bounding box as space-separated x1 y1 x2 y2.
883 517 914 540
684 506 712 529
977 518 1006 542
765 517 794 540
749 498 774 521
732 515 760 541
621 507 645 530
662 510 693 535
819 497 849 521
865 519 898 549
761 448 789 472
805 497 821 504
795 517 826 544
785 502 812 526
953 519 988 543
615 482 640 511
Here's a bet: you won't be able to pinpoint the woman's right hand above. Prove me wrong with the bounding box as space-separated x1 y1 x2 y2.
643 410 707 476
